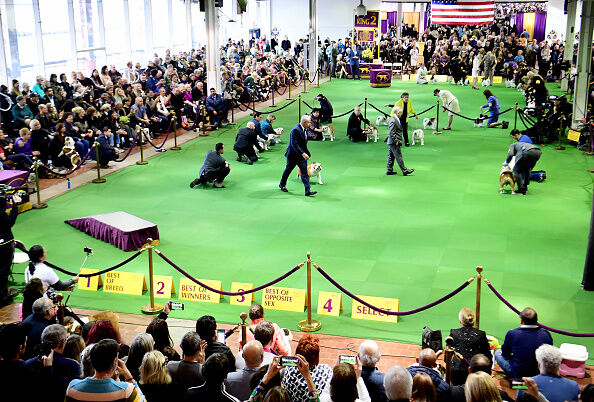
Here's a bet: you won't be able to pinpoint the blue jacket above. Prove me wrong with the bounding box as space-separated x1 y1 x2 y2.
361 367 387 402
24 352 82 389
518 374 580 402
285 124 310 161
501 326 553 377
206 94 224 113
517 134 533 144
260 120 274 135
407 365 450 395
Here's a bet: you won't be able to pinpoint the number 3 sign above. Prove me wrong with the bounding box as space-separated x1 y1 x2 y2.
317 291 342 316
230 282 255 306
152 275 176 299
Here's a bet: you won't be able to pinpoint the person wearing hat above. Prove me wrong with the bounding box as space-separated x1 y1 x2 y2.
433 88 459 130
97 126 119 169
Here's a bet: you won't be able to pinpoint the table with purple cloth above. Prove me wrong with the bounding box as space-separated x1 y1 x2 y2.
370 69 393 88
346 63 383 77
66 211 160 251
0 170 31 212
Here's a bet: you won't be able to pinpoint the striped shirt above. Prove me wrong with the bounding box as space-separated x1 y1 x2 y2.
66 377 145 402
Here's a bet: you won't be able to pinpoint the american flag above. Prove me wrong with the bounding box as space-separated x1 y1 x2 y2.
431 0 495 26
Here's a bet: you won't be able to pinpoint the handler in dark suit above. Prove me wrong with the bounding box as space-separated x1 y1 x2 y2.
233 121 260 165
386 107 414 176
190 142 230 189
505 142 541 195
97 126 119 168
347 106 370 142
279 115 317 196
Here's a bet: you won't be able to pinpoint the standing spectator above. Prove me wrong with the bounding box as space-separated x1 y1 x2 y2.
386 106 414 177
349 43 362 80
359 340 388 402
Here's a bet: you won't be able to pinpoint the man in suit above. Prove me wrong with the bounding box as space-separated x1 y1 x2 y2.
97 126 119 169
279 115 317 196
206 88 226 129
386 107 414 176
233 121 260 165
349 43 362 80
190 142 230 189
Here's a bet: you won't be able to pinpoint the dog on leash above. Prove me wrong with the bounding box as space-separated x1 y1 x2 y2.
267 127 284 144
297 162 323 184
321 125 335 141
500 163 516 194
411 129 425 146
59 136 81 167
365 126 378 142
474 115 488 128
376 115 389 126
423 117 436 130
482 78 490 87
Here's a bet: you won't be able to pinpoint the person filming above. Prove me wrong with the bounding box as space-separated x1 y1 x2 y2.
25 245 79 292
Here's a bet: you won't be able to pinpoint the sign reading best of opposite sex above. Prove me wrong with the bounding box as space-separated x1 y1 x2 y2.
179 278 223 303
351 295 399 323
78 269 103 291
262 286 306 312
103 271 147 295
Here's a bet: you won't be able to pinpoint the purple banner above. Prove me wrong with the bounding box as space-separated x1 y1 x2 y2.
354 11 380 28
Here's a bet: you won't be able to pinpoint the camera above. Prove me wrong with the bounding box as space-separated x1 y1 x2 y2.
45 287 63 304
0 184 27 203
83 247 93 255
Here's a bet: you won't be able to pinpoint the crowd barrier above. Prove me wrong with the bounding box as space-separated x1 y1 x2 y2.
39 238 594 337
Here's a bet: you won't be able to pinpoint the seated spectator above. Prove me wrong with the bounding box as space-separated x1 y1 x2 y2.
195 315 236 373
306 108 323 141
235 320 277 370
383 365 413 402
35 103 53 131
62 112 90 156
49 123 75 169
65 339 145 402
518 344 580 402
21 277 45 320
23 324 82 393
225 340 264 401
449 308 491 385
63 334 86 364
233 121 260 164
464 371 502 402
12 95 34 129
237 303 291 356
23 297 56 359
146 317 180 362
185 353 239 402
359 340 387 402
138 350 185 401
86 319 123 349
407 349 450 397
14 128 39 159
125 333 154 381
97 126 119 168
320 361 371 402
494 307 553 379
30 119 52 163
451 354 511 402
167 331 206 390
0 130 33 170
282 334 333 402
25 245 79 292
411 373 436 402
580 385 594 402
206 87 227 128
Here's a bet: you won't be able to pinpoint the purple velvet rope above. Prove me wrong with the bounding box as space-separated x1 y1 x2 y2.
316 264 472 316
307 70 318 83
486 282 594 337
143 125 173 150
45 250 143 277
276 85 288 96
40 146 95 177
156 250 303 296
114 130 140 162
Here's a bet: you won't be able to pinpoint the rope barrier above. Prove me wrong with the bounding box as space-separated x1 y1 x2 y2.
315 263 474 316
303 101 314 110
155 249 303 296
39 146 95 178
441 105 513 122
143 127 173 150
276 85 288 96
45 250 143 277
260 98 298 114
114 130 140 162
416 104 437 116
368 103 391 118
328 102 365 119
485 280 594 337
307 70 318 84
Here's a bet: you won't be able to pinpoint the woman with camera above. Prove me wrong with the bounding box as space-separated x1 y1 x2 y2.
24 245 79 292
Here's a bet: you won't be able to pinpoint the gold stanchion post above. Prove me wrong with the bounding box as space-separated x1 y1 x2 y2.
514 102 519 129
303 70 308 93
555 116 566 150
240 312 248 348
475 266 483 329
171 114 181 151
434 100 442 135
142 238 163 315
298 94 302 121
364 97 368 129
229 101 236 126
298 251 322 332
31 157 47 209
92 143 106 183
136 127 148 165
317 68 320 87
288 79 293 100
271 82 276 107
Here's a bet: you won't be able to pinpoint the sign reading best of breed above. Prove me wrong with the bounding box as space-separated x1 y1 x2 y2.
351 295 399 323
262 286 306 312
179 278 223 303
230 282 255 306
78 269 103 291
103 271 147 295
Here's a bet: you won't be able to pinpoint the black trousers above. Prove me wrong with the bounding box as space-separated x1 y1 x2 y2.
202 166 230 184
235 146 258 162
0 242 14 306
280 157 310 193
402 120 409 145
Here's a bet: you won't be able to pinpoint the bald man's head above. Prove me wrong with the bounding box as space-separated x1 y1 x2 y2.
418 348 437 368
243 340 264 368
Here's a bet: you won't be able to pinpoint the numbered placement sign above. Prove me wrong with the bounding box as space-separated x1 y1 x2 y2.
152 275 176 299
317 291 342 317
568 129 581 142
492 76 503 84
179 278 223 303
351 295 399 323
230 282 255 306
401 74 410 81
103 271 147 296
78 269 103 291
261 286 306 312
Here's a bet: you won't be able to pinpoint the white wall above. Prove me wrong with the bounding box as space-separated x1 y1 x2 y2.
545 0 581 42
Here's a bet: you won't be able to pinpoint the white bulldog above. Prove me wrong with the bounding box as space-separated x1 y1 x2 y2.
411 129 425 146
297 162 323 184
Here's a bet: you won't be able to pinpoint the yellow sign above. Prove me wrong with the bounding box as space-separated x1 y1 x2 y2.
103 271 147 296
317 291 342 316
436 75 448 82
230 282 255 306
78 269 103 291
401 74 410 81
153 275 176 299
262 286 306 312
351 295 399 323
410 73 417 81
568 129 581 142
492 76 503 84
179 278 223 303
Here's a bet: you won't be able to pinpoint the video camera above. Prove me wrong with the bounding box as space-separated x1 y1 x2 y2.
0 184 28 203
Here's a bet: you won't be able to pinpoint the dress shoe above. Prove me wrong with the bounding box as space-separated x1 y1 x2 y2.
246 159 253 165
279 184 288 192
386 171 397 175
403 168 415 176
305 191 317 196
190 179 197 188
213 181 225 188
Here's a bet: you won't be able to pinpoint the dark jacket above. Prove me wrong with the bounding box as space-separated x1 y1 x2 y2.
185 382 239 402
233 127 259 152
449 327 492 372
500 326 553 377
204 341 236 374
361 366 387 402
139 382 186 402
285 123 310 161
407 365 450 396
23 352 82 392
200 150 226 177
206 94 225 113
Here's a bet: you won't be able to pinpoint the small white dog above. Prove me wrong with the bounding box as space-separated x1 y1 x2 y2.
59 136 81 166
423 117 436 130
505 79 515 88
365 126 378 142
482 78 490 87
411 129 425 146
376 115 389 126
297 162 323 184
267 127 284 144
474 115 487 128
321 125 335 141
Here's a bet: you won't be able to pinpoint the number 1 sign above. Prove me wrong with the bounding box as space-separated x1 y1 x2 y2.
77 268 103 291
152 275 176 299
317 291 342 317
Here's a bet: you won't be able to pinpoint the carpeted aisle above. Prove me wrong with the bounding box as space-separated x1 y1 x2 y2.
11 78 594 361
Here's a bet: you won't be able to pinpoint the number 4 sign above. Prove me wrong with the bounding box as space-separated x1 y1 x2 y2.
152 275 176 299
317 291 342 317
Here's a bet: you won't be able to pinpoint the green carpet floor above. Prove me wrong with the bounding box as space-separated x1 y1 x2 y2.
11 79 594 361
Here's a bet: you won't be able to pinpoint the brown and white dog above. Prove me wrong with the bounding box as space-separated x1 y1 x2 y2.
500 163 516 194
365 126 378 142
297 162 323 184
59 136 81 167
321 125 335 141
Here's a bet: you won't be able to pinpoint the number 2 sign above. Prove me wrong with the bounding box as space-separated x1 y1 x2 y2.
317 291 342 317
152 275 175 299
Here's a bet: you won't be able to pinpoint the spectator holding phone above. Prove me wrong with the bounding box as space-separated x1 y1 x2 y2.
24 245 79 292
320 358 371 402
195 315 235 374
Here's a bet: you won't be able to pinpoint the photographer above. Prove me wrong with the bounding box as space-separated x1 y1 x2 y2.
0 191 22 308
25 245 79 292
